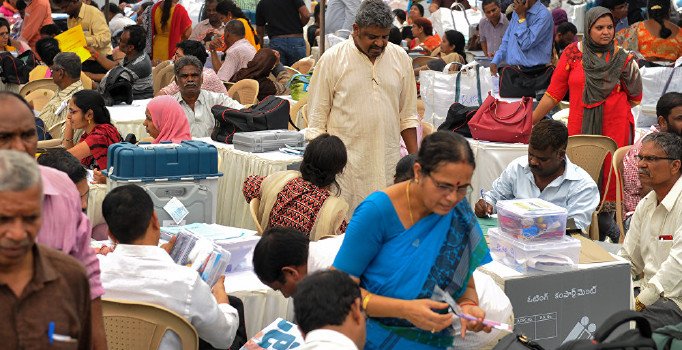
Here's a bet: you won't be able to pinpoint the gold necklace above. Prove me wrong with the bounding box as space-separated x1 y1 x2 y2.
406 181 415 226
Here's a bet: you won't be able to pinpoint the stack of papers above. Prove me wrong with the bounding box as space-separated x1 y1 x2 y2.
168 229 231 287
162 223 251 241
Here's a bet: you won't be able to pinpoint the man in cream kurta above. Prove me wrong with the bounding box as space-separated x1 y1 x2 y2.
305 0 419 212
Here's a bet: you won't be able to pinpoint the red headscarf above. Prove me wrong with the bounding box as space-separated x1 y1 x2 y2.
147 96 191 143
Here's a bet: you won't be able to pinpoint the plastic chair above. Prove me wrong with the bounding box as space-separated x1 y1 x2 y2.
613 145 632 243
412 56 437 69
153 63 175 95
152 60 171 82
566 135 618 240
421 121 435 139
249 198 264 235
19 78 58 97
289 95 308 130
227 79 259 105
291 58 314 74
25 88 55 112
102 299 199 350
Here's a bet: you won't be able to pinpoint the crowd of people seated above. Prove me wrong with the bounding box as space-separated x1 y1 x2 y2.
1 0 682 348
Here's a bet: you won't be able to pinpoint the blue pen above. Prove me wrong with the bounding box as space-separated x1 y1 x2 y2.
48 321 55 344
480 189 485 199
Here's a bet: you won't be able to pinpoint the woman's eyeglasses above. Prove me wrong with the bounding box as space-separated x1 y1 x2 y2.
426 174 472 197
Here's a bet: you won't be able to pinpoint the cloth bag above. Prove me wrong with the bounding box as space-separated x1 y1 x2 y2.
420 63 492 127
431 5 483 38
499 65 555 98
640 65 682 112
211 96 291 143
492 333 546 350
438 102 478 137
468 92 533 143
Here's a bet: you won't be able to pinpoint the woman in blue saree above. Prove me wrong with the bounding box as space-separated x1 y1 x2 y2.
333 131 493 349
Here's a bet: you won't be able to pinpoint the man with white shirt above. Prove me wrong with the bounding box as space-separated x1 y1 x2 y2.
105 3 135 36
98 184 239 349
475 119 599 232
172 55 243 138
293 270 366 350
252 226 343 298
619 132 682 330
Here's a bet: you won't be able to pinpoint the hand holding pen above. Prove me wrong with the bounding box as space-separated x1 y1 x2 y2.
474 189 494 218
451 303 513 335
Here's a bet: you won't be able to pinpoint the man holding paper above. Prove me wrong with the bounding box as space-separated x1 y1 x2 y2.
98 184 239 349
55 0 112 74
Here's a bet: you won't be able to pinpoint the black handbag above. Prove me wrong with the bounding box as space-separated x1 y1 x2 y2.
499 65 555 98
211 96 291 144
558 310 657 350
493 333 546 350
438 102 478 138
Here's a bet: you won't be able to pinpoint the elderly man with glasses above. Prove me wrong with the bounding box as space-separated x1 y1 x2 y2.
475 119 600 232
619 132 682 330
37 52 84 140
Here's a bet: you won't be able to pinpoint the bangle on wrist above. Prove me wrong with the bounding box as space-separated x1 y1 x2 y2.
362 293 372 311
635 297 646 312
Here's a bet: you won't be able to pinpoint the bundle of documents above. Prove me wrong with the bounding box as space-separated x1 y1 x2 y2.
168 229 231 287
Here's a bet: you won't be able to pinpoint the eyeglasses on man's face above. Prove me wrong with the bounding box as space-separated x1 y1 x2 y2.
636 154 678 163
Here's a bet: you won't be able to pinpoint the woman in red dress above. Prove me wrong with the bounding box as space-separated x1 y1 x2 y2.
532 6 642 233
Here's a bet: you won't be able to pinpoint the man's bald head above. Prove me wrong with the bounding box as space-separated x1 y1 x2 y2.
0 92 39 156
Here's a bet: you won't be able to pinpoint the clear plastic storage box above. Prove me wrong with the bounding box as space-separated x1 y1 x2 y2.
496 198 568 240
488 228 580 272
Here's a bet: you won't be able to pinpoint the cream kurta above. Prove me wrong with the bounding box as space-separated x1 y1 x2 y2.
305 39 419 212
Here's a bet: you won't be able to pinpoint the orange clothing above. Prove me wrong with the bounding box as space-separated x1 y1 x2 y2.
616 21 682 62
20 0 52 52
409 34 441 53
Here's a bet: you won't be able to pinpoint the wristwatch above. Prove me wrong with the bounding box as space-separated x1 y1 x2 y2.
635 298 646 312
518 17 526 23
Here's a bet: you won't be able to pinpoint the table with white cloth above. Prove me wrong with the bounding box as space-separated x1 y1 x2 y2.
195 137 303 229
225 270 294 339
107 99 150 139
466 139 529 206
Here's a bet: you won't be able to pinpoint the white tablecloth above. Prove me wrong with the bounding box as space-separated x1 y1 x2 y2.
107 99 150 139
466 139 529 206
195 138 303 229
225 271 293 339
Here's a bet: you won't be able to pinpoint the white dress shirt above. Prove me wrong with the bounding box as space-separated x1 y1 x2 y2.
308 234 344 273
174 90 243 138
108 13 135 36
619 176 682 310
298 329 358 350
483 155 600 230
98 244 239 349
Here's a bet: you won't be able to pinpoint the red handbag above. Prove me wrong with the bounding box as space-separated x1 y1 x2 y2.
468 93 533 144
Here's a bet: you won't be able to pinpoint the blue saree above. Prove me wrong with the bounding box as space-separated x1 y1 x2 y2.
333 192 492 349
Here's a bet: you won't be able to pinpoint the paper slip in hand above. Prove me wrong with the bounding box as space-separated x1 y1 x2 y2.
55 25 91 62
164 197 189 224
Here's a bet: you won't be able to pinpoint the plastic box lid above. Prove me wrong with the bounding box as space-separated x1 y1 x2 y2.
106 140 223 182
496 198 567 217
